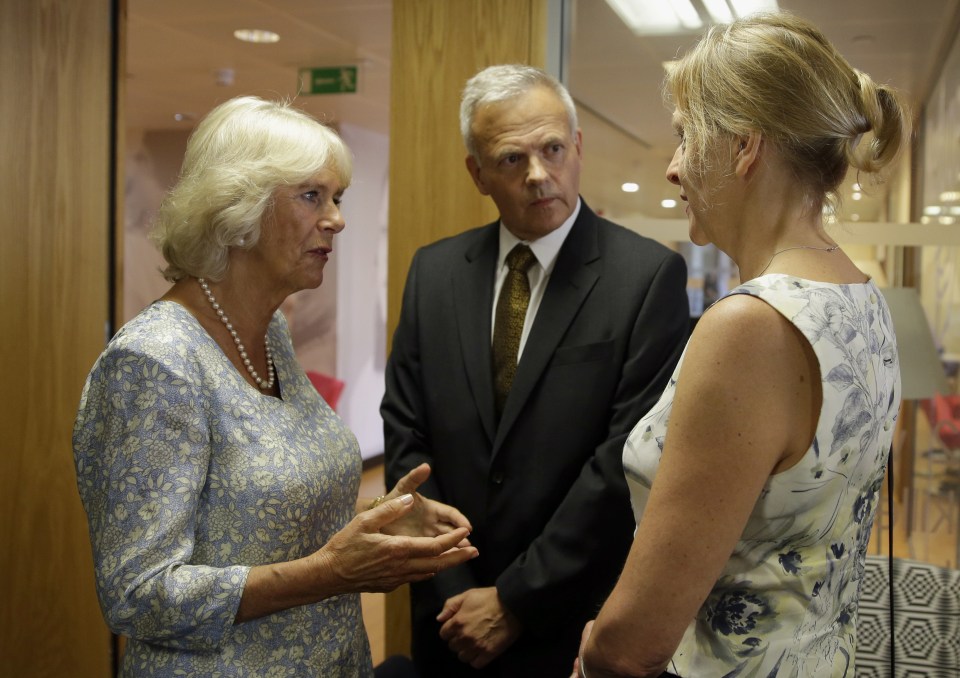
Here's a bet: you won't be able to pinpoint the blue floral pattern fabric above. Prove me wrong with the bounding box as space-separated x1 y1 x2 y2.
623 275 900 677
73 301 373 677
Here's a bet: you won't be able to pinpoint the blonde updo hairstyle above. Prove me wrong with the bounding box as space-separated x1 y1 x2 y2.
152 96 352 282
665 11 909 213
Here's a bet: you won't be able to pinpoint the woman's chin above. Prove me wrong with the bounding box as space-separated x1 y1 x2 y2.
688 226 711 248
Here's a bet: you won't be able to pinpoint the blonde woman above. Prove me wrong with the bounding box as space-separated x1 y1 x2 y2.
575 12 908 678
74 96 477 677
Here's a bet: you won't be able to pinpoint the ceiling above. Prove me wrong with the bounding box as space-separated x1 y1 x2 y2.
126 0 959 221
126 0 392 134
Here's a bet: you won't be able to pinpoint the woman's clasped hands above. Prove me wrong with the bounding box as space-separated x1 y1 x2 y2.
316 463 478 594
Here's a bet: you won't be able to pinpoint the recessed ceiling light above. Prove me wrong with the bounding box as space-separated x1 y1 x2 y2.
234 29 280 44
921 216 931 224
621 182 640 193
940 191 960 202
852 183 862 192
850 213 860 221
661 198 677 208
924 206 943 216
939 216 956 225
852 192 862 201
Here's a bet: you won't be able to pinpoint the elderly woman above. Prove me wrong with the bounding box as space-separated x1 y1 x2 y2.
73 96 477 677
575 12 908 678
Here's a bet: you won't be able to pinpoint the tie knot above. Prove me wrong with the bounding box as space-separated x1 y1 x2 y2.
506 244 536 273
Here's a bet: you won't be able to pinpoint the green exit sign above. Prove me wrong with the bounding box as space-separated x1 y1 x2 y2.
299 66 358 95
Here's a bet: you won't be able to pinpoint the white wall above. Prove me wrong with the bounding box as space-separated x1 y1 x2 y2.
337 122 389 459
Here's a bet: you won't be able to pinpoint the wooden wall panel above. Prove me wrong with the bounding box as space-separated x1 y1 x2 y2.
385 0 547 657
387 0 547 343
0 1 115 675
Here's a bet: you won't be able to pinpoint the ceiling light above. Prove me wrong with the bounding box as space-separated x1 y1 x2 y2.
950 206 960 215
940 191 960 202
729 0 780 15
607 0 778 34
850 213 860 221
661 198 678 208
605 0 702 34
670 0 703 28
852 182 863 192
233 29 280 44
852 192 862 201
173 112 195 122
701 0 734 23
939 216 956 225
921 216 931 224
924 206 943 216
622 182 640 193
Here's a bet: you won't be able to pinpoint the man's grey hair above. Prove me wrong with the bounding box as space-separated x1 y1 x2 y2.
459 64 578 161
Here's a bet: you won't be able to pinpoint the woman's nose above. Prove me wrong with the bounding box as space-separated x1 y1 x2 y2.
322 205 345 233
666 146 682 185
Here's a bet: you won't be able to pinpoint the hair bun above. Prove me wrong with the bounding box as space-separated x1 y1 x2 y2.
845 69 909 175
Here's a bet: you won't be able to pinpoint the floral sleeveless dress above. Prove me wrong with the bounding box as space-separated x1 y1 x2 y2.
623 275 900 677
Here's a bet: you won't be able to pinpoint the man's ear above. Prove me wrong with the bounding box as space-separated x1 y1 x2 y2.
735 131 762 178
465 155 489 195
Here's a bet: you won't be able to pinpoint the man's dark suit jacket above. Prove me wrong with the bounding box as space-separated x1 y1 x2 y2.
381 202 690 677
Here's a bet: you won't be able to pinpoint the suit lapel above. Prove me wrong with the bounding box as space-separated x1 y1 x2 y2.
454 224 499 444
493 206 601 453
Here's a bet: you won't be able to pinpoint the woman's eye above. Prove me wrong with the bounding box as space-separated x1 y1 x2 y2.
302 191 319 202
333 196 343 207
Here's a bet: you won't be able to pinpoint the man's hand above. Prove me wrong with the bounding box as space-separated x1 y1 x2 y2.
437 586 522 669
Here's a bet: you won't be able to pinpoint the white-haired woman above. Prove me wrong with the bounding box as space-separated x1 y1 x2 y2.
74 96 477 677
574 11 908 678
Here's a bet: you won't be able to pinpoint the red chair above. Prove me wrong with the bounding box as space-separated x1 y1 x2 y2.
306 371 346 411
927 392 960 450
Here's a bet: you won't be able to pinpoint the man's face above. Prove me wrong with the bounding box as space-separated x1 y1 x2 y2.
466 86 582 241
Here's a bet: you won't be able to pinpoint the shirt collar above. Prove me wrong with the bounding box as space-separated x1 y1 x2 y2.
497 197 581 274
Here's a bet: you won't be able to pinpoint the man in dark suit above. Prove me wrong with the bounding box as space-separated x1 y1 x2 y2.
381 64 689 677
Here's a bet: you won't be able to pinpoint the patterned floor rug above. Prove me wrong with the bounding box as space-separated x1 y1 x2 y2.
857 555 960 677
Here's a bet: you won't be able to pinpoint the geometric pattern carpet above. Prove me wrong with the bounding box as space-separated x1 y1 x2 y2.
857 555 960 677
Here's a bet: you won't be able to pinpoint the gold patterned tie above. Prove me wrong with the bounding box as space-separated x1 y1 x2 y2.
492 244 536 418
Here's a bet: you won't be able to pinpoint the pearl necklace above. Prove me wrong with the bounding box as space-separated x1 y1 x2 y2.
757 243 840 277
198 278 275 390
